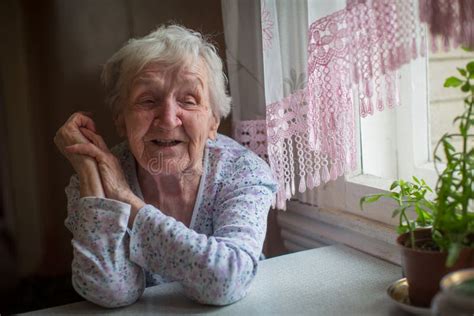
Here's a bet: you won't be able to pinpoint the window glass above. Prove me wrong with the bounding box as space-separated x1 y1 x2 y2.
428 46 474 162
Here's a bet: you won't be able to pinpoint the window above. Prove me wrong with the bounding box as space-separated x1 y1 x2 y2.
279 40 474 263
358 44 474 190
316 42 474 224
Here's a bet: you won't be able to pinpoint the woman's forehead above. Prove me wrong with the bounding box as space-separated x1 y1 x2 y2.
135 59 207 83
132 71 205 90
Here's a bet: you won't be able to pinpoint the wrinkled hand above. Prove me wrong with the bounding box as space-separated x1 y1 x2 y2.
54 112 98 171
65 128 144 215
54 112 104 197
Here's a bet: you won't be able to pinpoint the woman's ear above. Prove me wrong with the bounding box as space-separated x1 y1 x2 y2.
114 112 126 137
208 114 220 140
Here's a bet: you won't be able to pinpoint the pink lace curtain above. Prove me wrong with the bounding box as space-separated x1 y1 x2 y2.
225 0 470 209
419 0 474 50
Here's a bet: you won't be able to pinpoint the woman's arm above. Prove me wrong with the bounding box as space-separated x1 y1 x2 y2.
65 175 146 308
56 113 145 307
128 154 277 305
76 159 105 198
64 127 277 305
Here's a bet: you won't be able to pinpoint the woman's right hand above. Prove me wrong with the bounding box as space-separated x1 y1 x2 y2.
54 112 105 198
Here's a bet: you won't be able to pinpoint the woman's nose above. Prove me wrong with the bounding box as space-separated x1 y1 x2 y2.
154 99 182 130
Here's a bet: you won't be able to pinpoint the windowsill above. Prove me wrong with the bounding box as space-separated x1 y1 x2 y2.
280 200 400 265
346 173 394 192
278 173 404 264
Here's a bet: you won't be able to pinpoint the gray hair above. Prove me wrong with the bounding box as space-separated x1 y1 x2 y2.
101 25 231 119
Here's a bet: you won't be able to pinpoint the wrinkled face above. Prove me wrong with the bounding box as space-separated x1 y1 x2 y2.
117 59 219 177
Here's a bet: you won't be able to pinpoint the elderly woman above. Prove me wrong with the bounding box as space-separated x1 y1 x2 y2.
54 25 276 308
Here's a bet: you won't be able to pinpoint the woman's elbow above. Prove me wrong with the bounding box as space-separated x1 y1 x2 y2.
204 290 248 306
185 277 252 306
189 255 258 305
72 275 144 308
92 290 142 309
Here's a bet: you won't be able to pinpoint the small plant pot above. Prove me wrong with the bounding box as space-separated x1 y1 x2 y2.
396 228 474 307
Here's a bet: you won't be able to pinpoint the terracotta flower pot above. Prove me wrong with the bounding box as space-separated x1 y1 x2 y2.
396 228 474 307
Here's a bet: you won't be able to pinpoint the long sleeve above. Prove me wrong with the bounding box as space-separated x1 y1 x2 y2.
129 154 276 306
64 175 145 308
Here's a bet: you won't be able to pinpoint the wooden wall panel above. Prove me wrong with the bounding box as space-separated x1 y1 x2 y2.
0 0 43 278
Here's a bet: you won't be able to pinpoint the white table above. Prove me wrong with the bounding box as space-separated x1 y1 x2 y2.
24 245 410 315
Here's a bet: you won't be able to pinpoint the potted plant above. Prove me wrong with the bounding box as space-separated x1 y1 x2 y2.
361 57 474 307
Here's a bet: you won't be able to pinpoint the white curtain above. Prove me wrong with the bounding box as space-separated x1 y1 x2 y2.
224 0 345 208
222 0 268 159
260 0 348 209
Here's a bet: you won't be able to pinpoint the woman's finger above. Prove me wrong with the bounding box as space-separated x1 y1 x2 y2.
66 142 130 202
67 112 97 132
78 111 93 117
65 143 107 162
79 128 109 152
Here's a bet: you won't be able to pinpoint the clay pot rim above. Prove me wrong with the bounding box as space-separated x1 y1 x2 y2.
396 228 474 254
396 228 436 253
396 240 442 254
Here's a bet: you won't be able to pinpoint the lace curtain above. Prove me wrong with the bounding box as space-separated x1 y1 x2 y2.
222 0 469 209
419 0 474 50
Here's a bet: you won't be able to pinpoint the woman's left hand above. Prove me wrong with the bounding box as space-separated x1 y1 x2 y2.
65 128 145 216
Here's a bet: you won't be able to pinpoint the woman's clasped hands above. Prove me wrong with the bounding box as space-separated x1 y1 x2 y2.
54 112 144 224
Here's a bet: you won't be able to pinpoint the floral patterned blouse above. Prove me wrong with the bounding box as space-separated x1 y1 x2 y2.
64 134 277 308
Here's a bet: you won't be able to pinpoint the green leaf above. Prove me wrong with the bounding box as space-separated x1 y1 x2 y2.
457 67 467 77
364 195 382 204
461 46 473 52
412 176 420 184
443 139 455 154
390 181 399 191
360 195 382 210
461 82 471 92
444 76 463 87
467 61 474 74
446 242 462 267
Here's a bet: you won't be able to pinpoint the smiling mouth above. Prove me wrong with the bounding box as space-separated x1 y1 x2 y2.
151 139 182 147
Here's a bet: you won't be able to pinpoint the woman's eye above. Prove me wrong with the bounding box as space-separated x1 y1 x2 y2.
138 99 155 106
181 98 197 106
